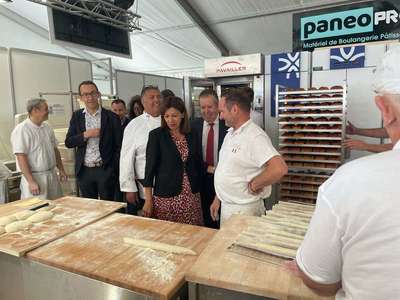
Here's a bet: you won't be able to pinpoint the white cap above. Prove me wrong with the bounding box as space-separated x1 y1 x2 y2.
374 47 400 94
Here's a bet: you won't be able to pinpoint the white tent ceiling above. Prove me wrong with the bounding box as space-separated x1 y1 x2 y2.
0 0 359 77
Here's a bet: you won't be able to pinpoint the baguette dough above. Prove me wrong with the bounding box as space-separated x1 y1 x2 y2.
123 237 197 255
13 210 35 221
27 211 54 223
0 215 17 226
0 226 4 235
5 220 32 233
235 240 297 258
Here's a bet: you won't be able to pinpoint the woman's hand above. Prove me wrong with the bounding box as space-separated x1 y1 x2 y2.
142 199 153 217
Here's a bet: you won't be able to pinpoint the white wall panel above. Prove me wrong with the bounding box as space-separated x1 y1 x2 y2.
0 48 14 160
10 49 71 130
69 58 92 93
166 77 183 98
115 71 144 104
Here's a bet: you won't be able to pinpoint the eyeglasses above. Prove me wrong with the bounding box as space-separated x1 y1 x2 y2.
80 91 99 98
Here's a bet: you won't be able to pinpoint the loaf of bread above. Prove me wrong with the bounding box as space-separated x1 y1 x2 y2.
330 85 343 90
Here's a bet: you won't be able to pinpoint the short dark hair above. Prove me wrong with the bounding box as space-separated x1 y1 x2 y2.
111 99 126 107
199 89 218 103
241 86 254 102
161 89 175 99
161 96 190 134
128 95 143 119
224 89 251 112
141 85 160 97
78 80 99 96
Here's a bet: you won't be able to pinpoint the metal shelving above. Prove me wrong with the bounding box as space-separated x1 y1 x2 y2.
276 85 347 204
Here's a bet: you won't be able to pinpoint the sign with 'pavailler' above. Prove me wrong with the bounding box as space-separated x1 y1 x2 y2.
293 0 400 51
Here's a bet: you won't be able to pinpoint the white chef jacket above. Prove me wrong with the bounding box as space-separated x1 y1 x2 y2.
11 118 62 200
119 112 161 197
296 141 400 300
214 119 280 205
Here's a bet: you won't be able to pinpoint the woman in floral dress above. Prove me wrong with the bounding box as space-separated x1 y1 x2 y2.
143 97 204 225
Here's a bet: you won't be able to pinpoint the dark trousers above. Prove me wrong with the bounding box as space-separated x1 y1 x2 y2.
126 179 145 215
201 174 220 229
77 166 116 200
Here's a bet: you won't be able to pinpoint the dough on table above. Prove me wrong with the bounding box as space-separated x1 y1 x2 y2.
0 226 4 235
123 237 197 255
13 210 35 221
0 215 17 226
27 211 54 223
5 220 32 233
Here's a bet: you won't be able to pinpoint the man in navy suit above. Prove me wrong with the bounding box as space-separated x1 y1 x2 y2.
65 81 122 200
191 89 228 228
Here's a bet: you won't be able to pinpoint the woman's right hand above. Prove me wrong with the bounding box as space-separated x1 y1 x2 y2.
142 199 153 218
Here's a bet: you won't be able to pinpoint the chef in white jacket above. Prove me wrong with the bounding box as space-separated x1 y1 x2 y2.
120 86 161 214
11 98 67 200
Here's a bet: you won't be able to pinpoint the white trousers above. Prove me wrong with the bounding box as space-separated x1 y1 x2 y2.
20 169 62 200
220 200 265 226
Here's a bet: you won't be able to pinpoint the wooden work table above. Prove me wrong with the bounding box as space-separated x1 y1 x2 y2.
26 213 216 300
186 214 333 300
0 196 125 256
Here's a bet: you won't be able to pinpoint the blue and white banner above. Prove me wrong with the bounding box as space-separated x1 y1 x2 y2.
330 46 365 69
271 52 301 117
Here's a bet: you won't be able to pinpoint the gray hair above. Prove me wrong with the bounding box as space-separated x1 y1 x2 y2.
26 98 46 114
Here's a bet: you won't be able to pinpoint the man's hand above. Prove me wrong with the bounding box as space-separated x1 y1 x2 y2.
59 170 68 182
83 128 100 139
207 165 215 174
343 139 367 151
210 197 220 221
248 179 264 195
126 192 138 204
142 199 153 217
282 260 302 277
345 122 359 135
28 180 40 196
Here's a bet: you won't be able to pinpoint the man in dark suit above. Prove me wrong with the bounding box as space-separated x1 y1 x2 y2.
65 81 122 200
191 89 228 228
111 99 130 132
111 98 130 202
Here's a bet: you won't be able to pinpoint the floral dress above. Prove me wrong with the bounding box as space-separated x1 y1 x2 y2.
152 135 204 226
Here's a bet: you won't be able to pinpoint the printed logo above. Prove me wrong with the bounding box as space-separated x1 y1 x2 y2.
216 61 247 73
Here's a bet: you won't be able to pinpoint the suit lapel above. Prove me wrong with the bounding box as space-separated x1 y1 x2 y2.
78 110 86 133
100 109 108 141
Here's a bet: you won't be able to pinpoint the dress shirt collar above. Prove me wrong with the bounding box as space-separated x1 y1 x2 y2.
393 140 400 151
83 106 102 117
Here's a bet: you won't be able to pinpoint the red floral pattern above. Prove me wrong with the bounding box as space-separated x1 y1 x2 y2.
152 136 204 226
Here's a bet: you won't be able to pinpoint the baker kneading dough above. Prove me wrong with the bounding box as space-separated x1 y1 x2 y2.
0 215 17 226
5 220 32 233
27 211 54 223
123 237 197 256
13 210 35 221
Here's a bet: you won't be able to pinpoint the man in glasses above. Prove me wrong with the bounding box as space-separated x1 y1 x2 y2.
120 86 162 215
286 48 400 299
65 81 122 200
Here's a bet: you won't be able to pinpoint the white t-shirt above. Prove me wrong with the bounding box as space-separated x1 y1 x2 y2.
214 119 279 205
11 118 58 172
296 141 400 300
119 112 161 194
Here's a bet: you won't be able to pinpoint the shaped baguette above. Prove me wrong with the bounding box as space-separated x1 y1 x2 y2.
123 237 197 255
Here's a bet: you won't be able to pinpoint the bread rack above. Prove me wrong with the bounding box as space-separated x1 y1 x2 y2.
275 85 347 203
